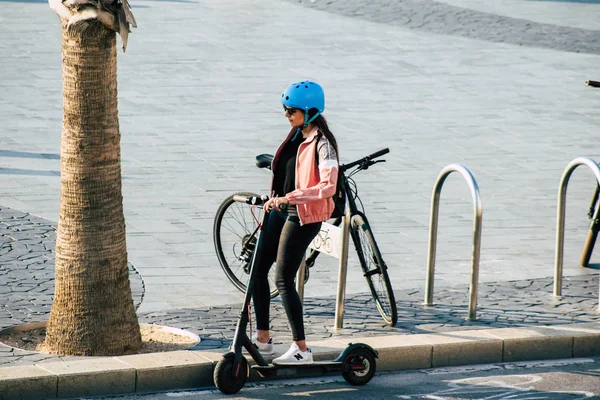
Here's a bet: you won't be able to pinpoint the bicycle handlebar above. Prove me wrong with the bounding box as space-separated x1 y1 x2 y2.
586 80 600 88
368 148 390 159
255 148 390 173
340 148 390 172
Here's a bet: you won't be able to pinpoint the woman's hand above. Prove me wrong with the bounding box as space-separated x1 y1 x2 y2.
264 196 289 212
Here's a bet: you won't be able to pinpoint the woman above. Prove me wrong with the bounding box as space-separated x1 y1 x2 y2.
252 80 340 365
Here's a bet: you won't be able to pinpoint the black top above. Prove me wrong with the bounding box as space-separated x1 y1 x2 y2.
273 135 303 197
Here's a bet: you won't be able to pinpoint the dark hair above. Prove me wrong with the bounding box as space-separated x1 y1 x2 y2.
307 108 339 160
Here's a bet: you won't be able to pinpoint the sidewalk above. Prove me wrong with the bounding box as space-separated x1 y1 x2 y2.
1 0 600 398
2 323 600 399
1 272 599 398
1 0 599 312
2 206 600 398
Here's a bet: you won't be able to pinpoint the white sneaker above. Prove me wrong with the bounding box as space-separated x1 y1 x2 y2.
249 332 274 355
273 343 313 365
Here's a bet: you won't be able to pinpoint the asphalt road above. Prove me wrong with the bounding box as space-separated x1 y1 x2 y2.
93 357 600 399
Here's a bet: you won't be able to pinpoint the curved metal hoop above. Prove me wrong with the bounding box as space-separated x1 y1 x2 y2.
424 164 483 320
554 157 600 297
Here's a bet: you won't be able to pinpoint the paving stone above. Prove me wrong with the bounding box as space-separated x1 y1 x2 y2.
0 0 600 370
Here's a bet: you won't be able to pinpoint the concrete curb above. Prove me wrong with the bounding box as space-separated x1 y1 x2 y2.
1 322 599 400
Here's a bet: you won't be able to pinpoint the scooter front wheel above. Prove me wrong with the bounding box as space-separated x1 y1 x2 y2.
214 355 248 394
342 347 377 386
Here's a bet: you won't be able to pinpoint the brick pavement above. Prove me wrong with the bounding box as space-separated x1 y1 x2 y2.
286 0 600 54
1 207 599 369
0 0 599 340
0 207 145 366
436 0 600 31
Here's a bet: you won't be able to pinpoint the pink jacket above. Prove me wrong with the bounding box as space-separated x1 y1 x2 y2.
271 126 339 225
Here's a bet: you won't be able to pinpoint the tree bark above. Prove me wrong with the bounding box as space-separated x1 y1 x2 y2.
44 20 141 356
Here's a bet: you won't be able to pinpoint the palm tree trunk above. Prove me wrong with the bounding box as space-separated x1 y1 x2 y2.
44 20 141 356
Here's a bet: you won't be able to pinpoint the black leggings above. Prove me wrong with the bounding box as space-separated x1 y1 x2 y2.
252 209 321 341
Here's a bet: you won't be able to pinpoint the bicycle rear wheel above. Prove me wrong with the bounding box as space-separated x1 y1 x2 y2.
213 192 278 298
351 213 397 326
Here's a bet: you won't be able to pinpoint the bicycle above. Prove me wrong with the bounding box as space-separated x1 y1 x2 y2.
579 80 600 267
213 148 398 326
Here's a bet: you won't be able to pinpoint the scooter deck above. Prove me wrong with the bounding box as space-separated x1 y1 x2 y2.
253 361 344 369
252 361 346 378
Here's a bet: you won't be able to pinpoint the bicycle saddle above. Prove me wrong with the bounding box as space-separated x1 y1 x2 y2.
255 154 273 169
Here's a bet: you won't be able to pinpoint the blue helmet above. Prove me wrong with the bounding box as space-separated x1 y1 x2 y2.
281 81 325 112
281 81 325 127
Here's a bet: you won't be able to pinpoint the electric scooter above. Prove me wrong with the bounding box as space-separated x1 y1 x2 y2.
213 194 378 395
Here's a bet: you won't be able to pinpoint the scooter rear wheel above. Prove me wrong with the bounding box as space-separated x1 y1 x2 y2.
214 356 248 394
342 347 377 386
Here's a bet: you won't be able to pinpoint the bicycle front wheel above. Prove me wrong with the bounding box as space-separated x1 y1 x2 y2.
213 192 278 298
351 213 397 326
580 227 598 267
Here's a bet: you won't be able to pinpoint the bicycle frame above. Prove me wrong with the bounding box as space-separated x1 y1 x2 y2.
304 154 383 268
222 151 388 286
305 175 352 267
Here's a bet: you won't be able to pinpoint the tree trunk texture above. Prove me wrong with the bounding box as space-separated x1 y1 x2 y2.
44 20 141 356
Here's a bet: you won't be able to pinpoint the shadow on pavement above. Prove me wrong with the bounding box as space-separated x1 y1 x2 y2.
0 168 59 176
0 150 59 160
584 263 600 270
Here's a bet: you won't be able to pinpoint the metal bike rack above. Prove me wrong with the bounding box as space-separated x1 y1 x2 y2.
295 208 350 330
334 207 352 330
554 157 600 299
424 164 483 320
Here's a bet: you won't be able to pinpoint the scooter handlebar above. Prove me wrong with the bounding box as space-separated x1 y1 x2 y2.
231 195 286 211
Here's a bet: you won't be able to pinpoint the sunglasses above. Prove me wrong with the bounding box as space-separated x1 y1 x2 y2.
283 106 299 115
